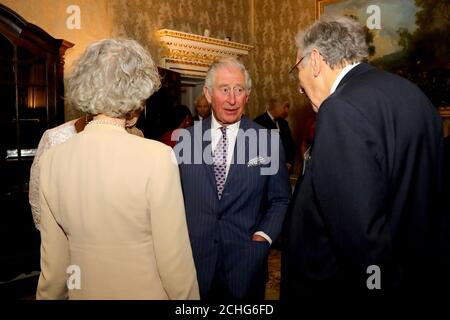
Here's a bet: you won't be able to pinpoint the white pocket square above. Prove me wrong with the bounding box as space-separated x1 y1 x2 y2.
247 156 267 167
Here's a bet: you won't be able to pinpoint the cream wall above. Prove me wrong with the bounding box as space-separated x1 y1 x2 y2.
0 0 113 119
0 0 112 69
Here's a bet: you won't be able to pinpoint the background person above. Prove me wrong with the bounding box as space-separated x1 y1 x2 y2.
160 104 193 148
192 94 211 121
254 97 296 173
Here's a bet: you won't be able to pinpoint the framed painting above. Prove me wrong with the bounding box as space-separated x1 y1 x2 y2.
315 0 450 110
440 107 450 137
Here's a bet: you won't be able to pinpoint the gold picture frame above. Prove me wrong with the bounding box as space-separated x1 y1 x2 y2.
316 0 343 19
440 107 450 137
440 107 450 118
315 0 450 113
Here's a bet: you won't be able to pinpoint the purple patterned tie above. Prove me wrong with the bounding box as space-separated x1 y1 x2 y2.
214 127 227 199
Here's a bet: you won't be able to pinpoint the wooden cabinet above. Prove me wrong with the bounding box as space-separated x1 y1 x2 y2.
0 4 73 284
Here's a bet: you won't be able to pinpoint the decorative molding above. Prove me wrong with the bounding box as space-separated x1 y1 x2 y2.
156 29 253 79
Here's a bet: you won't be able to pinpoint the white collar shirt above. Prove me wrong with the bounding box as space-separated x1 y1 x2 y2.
267 110 279 129
211 113 240 179
330 62 360 94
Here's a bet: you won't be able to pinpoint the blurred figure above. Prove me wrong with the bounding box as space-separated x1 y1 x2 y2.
192 94 211 121
29 116 87 230
36 38 199 300
160 104 192 148
254 97 296 172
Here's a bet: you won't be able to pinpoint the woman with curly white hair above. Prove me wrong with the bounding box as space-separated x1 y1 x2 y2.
36 38 199 300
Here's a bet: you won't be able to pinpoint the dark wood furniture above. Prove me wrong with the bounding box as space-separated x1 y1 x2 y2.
0 4 73 290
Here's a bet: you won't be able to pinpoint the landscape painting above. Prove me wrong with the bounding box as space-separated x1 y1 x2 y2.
316 0 450 110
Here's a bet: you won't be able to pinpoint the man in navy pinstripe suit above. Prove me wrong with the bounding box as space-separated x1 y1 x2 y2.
176 57 291 300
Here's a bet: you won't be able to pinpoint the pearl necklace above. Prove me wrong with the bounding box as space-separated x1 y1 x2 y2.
89 118 126 128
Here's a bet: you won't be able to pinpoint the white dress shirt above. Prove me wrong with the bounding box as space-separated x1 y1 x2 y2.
210 113 272 244
267 110 279 129
211 113 240 180
330 62 360 94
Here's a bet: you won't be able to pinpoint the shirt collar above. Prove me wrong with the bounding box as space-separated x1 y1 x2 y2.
330 62 360 94
267 110 276 122
211 112 240 133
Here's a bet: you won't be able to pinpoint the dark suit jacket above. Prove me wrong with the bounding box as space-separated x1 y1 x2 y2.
177 116 291 299
254 112 296 166
440 136 450 285
281 63 444 300
444 136 450 198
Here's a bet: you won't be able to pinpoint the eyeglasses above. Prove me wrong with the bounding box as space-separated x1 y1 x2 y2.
218 86 246 97
288 54 307 74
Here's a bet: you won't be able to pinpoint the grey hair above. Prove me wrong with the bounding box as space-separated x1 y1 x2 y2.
65 38 161 117
204 57 252 94
295 15 369 69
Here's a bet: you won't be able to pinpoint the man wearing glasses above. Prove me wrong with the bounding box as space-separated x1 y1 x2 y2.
177 57 291 300
281 15 446 302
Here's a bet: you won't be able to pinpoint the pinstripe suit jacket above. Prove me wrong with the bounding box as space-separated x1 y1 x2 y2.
177 116 291 298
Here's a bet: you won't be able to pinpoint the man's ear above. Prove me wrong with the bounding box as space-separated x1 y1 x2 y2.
244 90 250 104
203 86 212 103
311 49 322 77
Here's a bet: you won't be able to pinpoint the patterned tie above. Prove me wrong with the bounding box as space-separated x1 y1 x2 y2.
214 127 227 199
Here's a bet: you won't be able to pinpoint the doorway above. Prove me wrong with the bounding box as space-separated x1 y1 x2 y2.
180 77 205 117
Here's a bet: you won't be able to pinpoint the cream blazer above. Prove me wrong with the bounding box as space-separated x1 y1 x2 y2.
36 122 199 300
